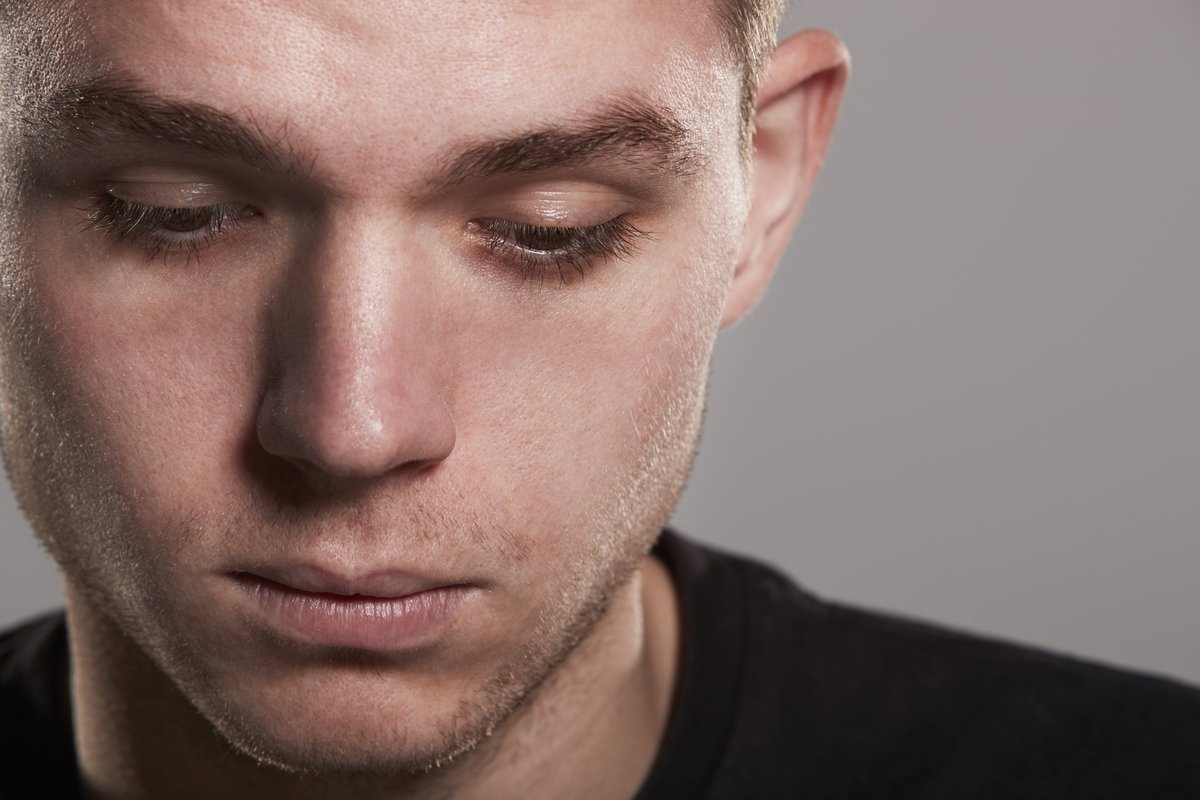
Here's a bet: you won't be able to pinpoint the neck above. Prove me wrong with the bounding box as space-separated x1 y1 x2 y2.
67 555 680 800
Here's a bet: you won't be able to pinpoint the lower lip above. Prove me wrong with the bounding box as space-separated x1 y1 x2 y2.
234 576 476 651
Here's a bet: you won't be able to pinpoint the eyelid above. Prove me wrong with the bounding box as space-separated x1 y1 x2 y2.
102 180 241 207
471 182 635 228
82 190 260 263
469 215 650 285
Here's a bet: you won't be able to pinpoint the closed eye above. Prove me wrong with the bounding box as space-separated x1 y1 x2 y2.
471 216 648 284
82 191 261 262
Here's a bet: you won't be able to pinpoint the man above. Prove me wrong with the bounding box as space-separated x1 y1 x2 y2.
0 1 1197 798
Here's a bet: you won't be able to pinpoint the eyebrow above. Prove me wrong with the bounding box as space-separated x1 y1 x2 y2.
33 77 304 176
29 77 702 188
437 97 702 188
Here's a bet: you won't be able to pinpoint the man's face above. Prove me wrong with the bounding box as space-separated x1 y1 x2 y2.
0 0 746 773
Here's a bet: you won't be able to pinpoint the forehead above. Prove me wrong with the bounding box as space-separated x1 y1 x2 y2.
58 0 738 183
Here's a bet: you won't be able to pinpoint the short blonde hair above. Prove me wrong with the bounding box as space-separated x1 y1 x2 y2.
713 0 790 159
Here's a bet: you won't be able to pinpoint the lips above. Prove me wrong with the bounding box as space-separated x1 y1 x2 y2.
237 564 451 598
230 566 478 651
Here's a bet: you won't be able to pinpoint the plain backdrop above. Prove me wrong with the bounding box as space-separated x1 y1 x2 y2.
2 1 1198 685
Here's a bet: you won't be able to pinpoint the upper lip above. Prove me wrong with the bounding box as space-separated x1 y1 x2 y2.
234 564 458 598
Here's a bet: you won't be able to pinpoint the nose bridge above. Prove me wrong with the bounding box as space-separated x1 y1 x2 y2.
257 207 455 479
307 258 394 443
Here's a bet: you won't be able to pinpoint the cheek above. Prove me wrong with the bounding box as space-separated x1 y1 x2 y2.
13 251 267 535
446 255 724 536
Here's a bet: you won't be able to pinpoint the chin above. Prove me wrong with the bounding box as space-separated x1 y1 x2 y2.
153 574 605 780
215 715 487 777
187 657 520 777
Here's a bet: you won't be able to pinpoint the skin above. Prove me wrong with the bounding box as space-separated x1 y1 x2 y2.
0 1 847 798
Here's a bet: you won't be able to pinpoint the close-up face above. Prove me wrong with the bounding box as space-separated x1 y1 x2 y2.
0 0 750 776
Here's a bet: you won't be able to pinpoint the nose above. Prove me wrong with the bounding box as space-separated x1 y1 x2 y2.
256 211 456 484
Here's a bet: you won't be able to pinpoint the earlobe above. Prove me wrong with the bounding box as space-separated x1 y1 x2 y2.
721 29 849 328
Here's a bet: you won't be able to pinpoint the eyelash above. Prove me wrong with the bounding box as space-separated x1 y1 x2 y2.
83 192 255 263
472 216 648 284
82 192 649 282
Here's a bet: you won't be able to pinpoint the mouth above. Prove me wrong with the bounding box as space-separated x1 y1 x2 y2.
229 567 479 652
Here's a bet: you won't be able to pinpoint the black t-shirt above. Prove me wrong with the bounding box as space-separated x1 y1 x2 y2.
3 530 1199 798
637 531 1200 798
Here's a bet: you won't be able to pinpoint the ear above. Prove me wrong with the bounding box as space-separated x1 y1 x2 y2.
721 29 849 328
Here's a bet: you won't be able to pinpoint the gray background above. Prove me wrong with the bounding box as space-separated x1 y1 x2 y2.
3 1 1198 684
